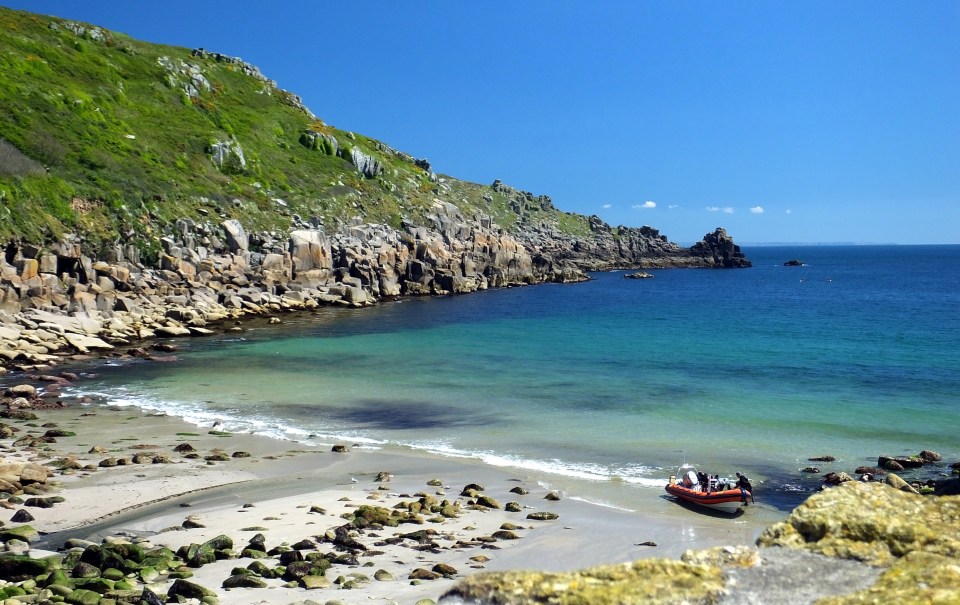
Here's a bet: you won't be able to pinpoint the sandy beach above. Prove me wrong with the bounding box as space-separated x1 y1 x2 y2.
0 387 775 605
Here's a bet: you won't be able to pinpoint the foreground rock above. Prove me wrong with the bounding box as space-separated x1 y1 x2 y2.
757 481 959 566
442 559 725 605
441 481 960 604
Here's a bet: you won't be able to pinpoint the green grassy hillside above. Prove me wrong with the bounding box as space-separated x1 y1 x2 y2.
0 6 592 261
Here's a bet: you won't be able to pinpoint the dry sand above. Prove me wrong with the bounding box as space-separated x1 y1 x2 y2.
1 401 777 604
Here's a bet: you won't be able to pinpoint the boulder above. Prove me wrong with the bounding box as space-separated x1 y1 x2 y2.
0 463 25 483
289 230 333 273
884 473 919 493
221 219 249 252
0 554 58 580
300 574 332 589
63 333 114 353
0 525 40 543
442 558 724 605
526 512 559 521
139 587 165 605
208 139 246 172
460 483 484 496
878 455 925 469
823 550 960 605
823 472 854 485
167 578 217 601
882 459 904 472
409 568 442 581
222 574 268 588
474 494 501 509
757 481 960 566
4 384 36 399
934 477 960 496
20 460 54 485
433 563 458 577
347 147 383 178
65 588 102 604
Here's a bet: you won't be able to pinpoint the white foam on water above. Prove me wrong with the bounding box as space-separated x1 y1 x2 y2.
63 385 668 490
61 384 387 448
566 495 636 513
396 440 666 488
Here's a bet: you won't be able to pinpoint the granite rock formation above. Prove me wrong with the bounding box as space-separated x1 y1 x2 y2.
0 180 749 370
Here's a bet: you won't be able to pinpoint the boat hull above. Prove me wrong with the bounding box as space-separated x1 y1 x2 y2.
664 484 750 514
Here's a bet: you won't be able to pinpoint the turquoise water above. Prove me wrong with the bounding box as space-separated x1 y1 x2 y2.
63 245 960 511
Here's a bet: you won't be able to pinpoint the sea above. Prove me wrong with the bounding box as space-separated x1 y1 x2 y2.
56 245 960 514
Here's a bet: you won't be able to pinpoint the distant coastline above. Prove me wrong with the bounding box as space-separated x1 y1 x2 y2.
734 241 901 247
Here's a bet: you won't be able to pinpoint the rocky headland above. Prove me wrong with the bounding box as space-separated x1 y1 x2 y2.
0 7 751 372
0 198 749 373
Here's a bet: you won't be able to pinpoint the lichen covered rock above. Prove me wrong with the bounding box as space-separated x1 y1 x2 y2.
440 559 724 605
757 481 960 566
816 551 960 605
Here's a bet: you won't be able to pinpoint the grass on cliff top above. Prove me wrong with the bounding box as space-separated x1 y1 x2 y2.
0 6 590 259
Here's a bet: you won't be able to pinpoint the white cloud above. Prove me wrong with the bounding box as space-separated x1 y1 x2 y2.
786 209 792 214
750 206 764 214
602 203 612 209
668 204 679 209
706 206 734 214
632 201 656 209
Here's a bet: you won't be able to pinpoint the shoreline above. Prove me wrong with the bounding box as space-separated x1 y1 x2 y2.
1 390 775 604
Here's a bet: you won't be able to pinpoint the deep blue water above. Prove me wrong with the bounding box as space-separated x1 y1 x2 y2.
58 245 960 512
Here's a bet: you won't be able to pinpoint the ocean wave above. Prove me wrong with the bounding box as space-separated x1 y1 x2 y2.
63 385 666 488
61 384 386 447
395 440 665 487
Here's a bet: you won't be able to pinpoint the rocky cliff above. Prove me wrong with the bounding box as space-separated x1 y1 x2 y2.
0 6 750 369
0 194 747 370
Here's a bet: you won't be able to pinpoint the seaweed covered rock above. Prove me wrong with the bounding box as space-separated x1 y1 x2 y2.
349 504 397 528
167 578 217 600
0 554 59 581
0 525 40 543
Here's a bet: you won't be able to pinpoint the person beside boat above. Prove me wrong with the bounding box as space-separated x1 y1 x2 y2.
735 472 755 502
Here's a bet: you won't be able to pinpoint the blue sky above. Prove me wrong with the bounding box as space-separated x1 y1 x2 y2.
4 2 959 244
